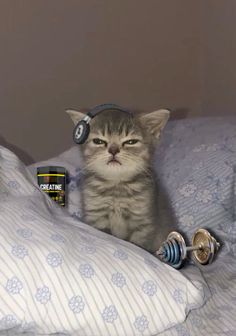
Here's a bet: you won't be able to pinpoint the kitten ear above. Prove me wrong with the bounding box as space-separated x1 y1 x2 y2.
66 109 86 125
139 109 170 139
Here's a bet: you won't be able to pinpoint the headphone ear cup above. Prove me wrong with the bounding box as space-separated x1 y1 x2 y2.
73 120 90 144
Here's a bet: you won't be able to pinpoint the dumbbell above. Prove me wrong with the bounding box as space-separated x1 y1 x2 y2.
155 228 220 269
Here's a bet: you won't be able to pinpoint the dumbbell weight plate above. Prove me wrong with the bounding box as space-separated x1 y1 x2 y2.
167 232 187 262
192 229 219 265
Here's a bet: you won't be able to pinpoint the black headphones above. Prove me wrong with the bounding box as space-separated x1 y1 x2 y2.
73 103 132 144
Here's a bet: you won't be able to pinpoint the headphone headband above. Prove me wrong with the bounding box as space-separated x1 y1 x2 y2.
87 103 132 119
73 103 132 144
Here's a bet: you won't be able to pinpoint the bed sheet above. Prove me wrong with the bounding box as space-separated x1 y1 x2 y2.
158 252 236 336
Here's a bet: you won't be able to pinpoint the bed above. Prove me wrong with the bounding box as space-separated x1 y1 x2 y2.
0 116 235 335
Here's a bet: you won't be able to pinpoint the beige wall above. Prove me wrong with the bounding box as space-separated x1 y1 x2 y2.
202 0 236 115
0 1 235 164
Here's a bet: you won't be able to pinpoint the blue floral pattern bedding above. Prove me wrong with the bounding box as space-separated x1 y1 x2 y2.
27 116 236 335
0 146 206 335
155 117 236 335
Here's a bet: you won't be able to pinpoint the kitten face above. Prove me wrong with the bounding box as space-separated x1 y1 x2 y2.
67 107 170 182
82 110 150 181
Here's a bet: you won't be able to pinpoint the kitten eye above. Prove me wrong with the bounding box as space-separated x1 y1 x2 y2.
92 138 107 146
123 139 139 145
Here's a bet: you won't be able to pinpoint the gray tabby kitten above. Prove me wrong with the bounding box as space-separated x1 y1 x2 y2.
67 108 174 252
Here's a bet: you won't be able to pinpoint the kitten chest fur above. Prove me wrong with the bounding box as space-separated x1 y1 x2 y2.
81 174 156 248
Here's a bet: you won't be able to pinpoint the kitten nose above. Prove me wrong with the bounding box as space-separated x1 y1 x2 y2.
108 144 120 156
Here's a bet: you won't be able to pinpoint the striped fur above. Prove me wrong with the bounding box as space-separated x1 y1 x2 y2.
67 108 173 252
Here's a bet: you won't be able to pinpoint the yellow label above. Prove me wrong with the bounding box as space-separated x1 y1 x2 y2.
37 174 65 177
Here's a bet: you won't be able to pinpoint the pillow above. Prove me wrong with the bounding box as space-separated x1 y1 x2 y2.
154 117 236 251
1 146 206 335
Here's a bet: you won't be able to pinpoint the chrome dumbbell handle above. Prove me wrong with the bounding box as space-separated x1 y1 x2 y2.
186 245 203 252
155 228 220 269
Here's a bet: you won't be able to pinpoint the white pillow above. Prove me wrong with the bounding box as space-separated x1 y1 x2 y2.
155 117 236 245
0 146 206 335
